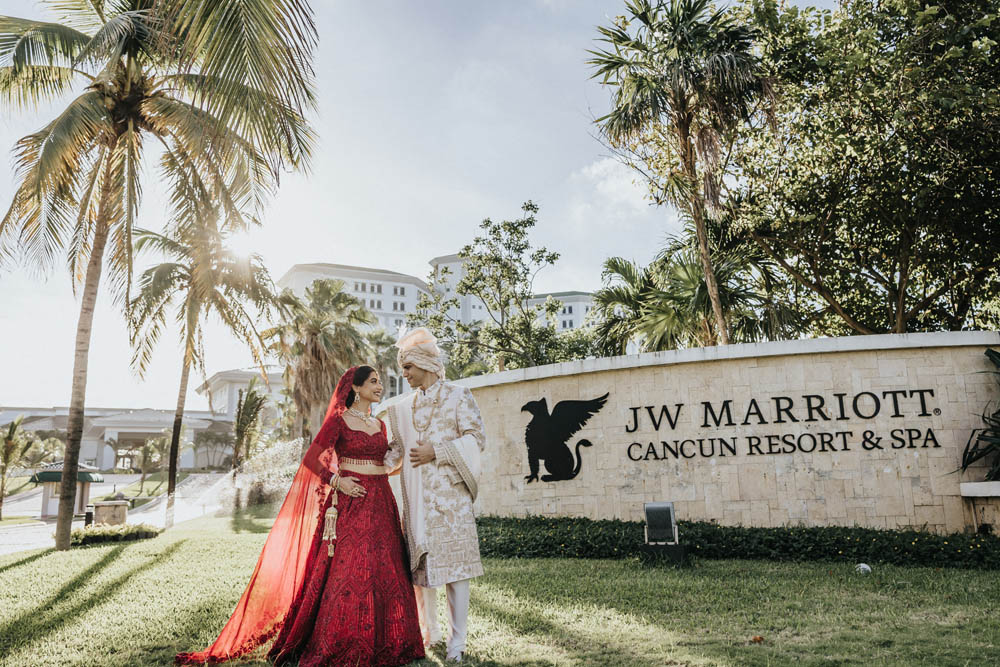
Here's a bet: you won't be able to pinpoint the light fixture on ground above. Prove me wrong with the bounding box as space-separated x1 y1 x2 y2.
641 501 689 564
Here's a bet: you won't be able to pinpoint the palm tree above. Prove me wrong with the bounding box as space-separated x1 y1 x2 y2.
1 416 32 520
265 280 373 444
136 436 167 494
589 0 770 346
232 378 267 511
128 219 275 521
0 1 315 549
593 229 806 353
592 257 659 356
232 378 267 472
367 329 399 394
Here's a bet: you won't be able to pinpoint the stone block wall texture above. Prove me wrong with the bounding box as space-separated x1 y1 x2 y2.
93 501 128 526
462 334 1000 534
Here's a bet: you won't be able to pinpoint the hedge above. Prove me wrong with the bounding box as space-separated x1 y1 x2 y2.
69 523 161 546
476 516 1000 569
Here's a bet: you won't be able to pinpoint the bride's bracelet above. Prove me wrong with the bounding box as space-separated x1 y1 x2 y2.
330 473 341 493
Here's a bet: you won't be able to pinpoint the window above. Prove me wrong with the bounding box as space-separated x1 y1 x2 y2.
361 282 366 292
400 302 406 312
354 282 359 291
377 300 382 309
393 302 398 311
376 284 382 294
370 299 375 308
395 319 403 327
393 286 398 295
399 286 405 296
568 305 573 314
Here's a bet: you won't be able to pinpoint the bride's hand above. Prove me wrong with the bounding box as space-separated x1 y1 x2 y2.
338 476 366 498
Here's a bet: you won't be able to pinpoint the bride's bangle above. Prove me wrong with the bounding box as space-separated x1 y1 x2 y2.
330 473 340 492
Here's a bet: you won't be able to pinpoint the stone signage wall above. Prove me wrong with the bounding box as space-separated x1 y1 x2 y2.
457 332 1000 534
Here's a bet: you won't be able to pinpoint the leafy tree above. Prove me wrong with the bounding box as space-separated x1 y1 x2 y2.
444 352 490 381
0 0 316 549
732 0 1000 334
589 0 773 346
128 217 275 518
410 201 561 372
265 279 373 442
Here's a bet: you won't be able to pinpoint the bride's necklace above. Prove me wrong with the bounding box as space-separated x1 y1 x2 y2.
347 406 374 426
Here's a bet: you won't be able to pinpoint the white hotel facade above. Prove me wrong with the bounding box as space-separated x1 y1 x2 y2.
3 255 594 471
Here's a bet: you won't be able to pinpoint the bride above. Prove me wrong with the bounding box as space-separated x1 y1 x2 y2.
177 366 425 667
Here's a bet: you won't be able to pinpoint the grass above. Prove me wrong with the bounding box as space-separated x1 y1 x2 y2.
0 516 38 527
2 476 34 497
97 472 190 508
0 514 997 667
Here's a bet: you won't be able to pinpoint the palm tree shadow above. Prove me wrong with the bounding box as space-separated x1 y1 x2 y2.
0 548 54 576
0 540 187 658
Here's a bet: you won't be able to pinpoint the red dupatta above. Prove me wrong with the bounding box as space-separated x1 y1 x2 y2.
176 368 357 664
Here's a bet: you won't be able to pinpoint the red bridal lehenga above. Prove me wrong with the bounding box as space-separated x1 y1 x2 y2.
176 368 424 667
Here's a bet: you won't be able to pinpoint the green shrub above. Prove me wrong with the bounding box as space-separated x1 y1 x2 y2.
69 523 161 546
476 516 1000 569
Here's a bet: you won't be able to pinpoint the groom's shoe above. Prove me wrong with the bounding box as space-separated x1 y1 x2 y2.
445 651 463 663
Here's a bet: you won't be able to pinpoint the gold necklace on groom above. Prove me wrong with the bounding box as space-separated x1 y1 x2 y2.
411 385 441 436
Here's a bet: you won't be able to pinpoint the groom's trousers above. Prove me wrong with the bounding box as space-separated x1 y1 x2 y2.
415 580 470 654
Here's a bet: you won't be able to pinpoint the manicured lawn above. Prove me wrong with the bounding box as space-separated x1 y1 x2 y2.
0 514 996 666
97 472 190 508
2 476 33 497
0 516 38 527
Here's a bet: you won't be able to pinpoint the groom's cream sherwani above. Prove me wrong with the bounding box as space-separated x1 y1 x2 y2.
388 380 485 588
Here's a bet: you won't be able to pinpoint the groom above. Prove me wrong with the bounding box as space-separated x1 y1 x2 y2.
388 328 485 663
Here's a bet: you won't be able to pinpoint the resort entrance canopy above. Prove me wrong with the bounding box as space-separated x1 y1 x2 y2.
3 406 224 470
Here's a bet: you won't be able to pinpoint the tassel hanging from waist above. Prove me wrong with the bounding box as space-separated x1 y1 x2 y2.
323 474 340 557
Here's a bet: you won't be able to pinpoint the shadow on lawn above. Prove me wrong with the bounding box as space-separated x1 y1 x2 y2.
229 505 278 534
0 540 187 660
470 589 685 667
0 548 53 576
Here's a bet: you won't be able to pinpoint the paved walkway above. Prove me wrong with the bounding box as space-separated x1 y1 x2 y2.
0 473 226 556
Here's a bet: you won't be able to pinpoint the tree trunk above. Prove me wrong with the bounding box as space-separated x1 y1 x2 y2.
0 472 7 521
308 404 323 444
165 356 192 528
55 211 111 550
678 125 730 346
693 211 730 345
296 411 308 456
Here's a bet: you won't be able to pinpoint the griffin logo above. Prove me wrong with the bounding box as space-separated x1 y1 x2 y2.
521 393 609 482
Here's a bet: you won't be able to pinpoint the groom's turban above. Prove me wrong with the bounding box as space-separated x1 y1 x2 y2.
396 327 445 379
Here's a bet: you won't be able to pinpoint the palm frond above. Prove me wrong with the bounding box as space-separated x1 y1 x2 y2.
72 9 160 67
154 0 316 166
43 1 109 33
0 64 82 108
0 16 91 70
1 90 109 272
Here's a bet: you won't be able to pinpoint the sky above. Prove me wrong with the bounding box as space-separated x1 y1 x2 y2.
0 0 837 412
